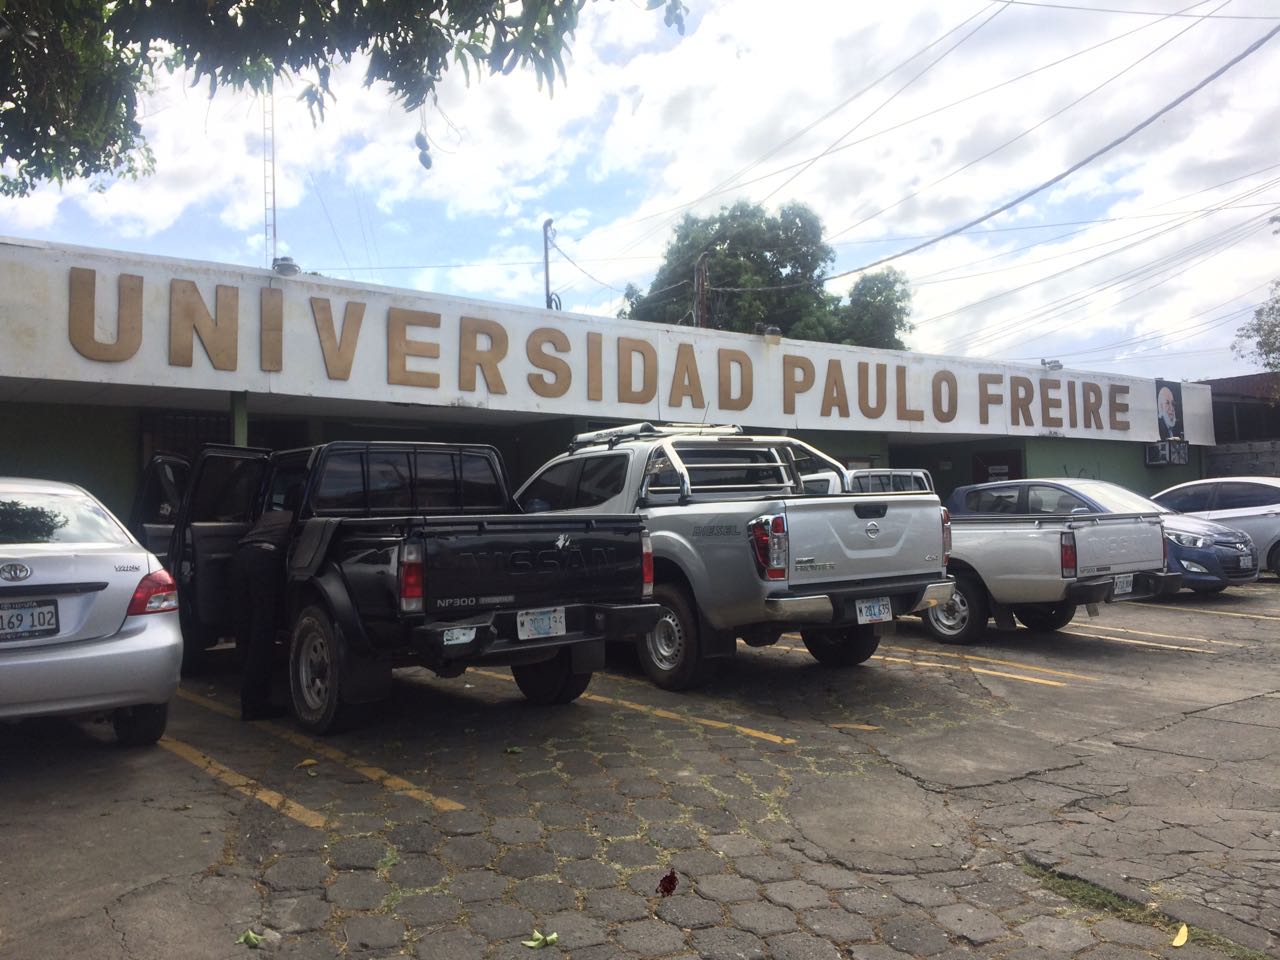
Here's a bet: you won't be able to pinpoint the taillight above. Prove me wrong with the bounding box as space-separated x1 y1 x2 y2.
1060 532 1077 579
641 531 654 599
748 514 788 580
400 542 425 613
127 569 178 616
940 507 952 567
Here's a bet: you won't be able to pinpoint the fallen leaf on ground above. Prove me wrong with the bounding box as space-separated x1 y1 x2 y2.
656 868 678 897
1171 923 1189 947
505 746 524 754
236 929 264 949
522 928 557 949
294 758 318 769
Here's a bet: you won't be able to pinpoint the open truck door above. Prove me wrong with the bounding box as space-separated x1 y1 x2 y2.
171 446 269 665
129 454 190 567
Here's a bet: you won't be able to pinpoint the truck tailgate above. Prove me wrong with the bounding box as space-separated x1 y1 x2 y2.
417 514 645 614
784 493 944 585
1073 514 1166 576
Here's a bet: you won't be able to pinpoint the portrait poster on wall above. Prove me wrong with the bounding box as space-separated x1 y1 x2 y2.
1155 379 1183 440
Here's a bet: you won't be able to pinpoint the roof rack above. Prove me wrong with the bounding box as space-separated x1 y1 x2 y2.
569 421 743 451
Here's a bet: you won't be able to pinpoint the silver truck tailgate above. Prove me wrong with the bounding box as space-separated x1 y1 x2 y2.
1073 514 1165 576
784 493 943 584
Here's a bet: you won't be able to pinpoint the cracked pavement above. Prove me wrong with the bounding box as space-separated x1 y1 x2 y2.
1 579 1276 958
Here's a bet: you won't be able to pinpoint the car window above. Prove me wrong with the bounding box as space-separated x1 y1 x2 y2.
519 460 579 513
649 446 790 491
1070 481 1161 514
0 491 131 545
264 454 309 514
575 455 628 508
138 459 188 525
1027 485 1088 514
367 451 413 510
313 453 365 512
1215 481 1280 511
964 486 1020 514
190 456 265 522
414 452 458 510
460 454 505 509
1153 484 1213 513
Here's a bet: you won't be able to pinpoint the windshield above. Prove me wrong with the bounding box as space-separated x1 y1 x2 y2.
1070 481 1169 515
0 491 131 545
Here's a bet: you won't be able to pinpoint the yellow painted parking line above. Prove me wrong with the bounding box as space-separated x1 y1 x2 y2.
883 645 1099 681
1059 631 1212 654
1140 603 1280 622
831 722 881 731
177 688 464 812
876 655 1067 687
160 737 327 830
1070 624 1243 647
467 668 797 746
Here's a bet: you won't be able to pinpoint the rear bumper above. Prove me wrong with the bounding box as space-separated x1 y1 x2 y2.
0 612 182 721
409 602 660 668
762 574 953 625
1070 571 1182 603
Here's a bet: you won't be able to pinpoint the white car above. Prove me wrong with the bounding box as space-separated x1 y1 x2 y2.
1153 476 1280 578
0 478 182 745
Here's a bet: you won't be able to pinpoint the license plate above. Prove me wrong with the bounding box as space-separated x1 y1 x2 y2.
1113 574 1134 596
855 596 893 625
1240 556 1253 570
517 607 566 640
0 599 59 641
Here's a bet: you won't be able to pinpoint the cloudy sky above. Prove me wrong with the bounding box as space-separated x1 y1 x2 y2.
3 0 1278 383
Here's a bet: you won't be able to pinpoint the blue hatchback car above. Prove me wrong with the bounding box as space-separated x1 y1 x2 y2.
945 479 1259 595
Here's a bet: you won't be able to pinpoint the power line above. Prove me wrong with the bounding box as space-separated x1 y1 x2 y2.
821 21 1280 283
756 2 1006 204
994 0 1280 19
826 0 1223 242
551 239 625 294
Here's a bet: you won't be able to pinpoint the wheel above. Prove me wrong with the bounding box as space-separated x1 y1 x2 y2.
1014 603 1077 632
1269 544 1280 578
289 605 350 734
800 624 880 666
638 582 714 690
923 576 989 644
113 703 169 746
1191 585 1228 595
512 651 592 705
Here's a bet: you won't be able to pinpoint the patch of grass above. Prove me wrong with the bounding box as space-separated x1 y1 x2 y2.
1022 861 1271 960
377 848 401 872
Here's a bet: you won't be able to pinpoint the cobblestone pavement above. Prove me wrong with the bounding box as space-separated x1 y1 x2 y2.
1 581 1277 959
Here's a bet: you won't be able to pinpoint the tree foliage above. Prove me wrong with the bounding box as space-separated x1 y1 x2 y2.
1232 279 1280 372
0 0 685 197
623 201 913 349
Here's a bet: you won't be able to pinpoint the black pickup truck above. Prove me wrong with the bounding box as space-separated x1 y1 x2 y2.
133 442 658 732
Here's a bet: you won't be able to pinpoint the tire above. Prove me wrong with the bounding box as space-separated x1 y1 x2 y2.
923 576 989 645
113 703 169 746
1014 603 1078 632
638 582 714 691
1191 585 1228 595
289 605 350 734
1269 544 1280 578
800 624 880 666
512 651 592 705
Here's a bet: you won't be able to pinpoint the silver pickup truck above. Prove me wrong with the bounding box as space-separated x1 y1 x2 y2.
923 478 1182 644
515 423 953 689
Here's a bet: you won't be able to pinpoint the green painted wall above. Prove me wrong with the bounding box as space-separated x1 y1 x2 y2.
1 401 140 516
1024 436 1203 496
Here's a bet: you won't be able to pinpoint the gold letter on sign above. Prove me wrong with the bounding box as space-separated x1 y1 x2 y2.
1108 384 1130 431
783 355 815 415
618 337 657 404
387 307 440 388
527 328 571 398
820 360 849 418
932 370 958 423
895 365 924 422
857 362 887 418
68 267 142 362
718 349 752 411
310 298 365 380
169 280 238 370
459 316 509 394
668 343 705 409
260 288 283 372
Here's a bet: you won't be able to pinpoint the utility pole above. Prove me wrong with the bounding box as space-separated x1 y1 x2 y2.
692 252 708 328
542 218 555 309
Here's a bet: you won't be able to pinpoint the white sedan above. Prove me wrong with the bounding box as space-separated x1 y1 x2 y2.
0 478 182 745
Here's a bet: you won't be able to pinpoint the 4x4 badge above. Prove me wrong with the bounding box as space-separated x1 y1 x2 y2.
0 562 32 582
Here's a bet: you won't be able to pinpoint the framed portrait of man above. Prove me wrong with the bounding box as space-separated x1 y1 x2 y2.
1155 379 1183 440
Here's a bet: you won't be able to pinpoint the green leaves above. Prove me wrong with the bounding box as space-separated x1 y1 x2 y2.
235 930 265 949
521 929 558 948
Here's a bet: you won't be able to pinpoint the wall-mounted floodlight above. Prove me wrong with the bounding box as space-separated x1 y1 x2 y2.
272 256 301 277
1040 358 1063 372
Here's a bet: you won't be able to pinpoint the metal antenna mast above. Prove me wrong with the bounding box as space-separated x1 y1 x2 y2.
263 92 278 266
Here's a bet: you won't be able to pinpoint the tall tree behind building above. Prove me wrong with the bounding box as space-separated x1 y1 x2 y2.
1231 217 1280 372
622 201 913 349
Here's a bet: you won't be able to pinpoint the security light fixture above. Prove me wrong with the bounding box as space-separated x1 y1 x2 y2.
272 256 300 277
1040 358 1063 372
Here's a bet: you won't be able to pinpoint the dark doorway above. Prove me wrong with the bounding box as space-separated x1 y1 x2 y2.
971 449 1024 484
